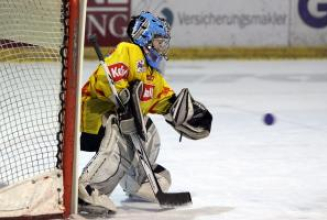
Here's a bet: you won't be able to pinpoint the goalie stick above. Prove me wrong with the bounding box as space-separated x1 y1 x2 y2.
88 35 192 207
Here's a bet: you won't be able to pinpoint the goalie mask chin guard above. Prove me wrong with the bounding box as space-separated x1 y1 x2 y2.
127 11 171 73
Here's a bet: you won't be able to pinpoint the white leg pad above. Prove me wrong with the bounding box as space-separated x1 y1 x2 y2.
120 117 172 202
134 167 171 202
79 114 134 201
120 164 171 202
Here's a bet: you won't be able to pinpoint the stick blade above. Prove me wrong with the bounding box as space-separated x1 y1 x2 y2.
156 191 192 207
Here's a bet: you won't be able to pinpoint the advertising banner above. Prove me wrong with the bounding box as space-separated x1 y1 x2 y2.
84 0 327 47
290 0 327 46
131 0 290 47
85 0 131 46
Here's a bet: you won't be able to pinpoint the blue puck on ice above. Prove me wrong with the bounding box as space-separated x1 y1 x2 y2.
263 113 275 125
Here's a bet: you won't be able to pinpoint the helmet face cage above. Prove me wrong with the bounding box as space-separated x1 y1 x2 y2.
130 11 171 60
152 36 170 58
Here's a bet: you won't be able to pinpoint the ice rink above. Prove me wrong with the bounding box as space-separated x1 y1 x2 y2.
79 59 327 220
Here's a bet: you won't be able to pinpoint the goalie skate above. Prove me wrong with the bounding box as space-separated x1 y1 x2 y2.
78 199 115 218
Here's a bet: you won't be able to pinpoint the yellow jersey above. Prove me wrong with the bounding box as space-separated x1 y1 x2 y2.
81 42 175 134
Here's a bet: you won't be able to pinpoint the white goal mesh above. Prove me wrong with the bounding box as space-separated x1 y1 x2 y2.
0 0 82 218
0 0 65 186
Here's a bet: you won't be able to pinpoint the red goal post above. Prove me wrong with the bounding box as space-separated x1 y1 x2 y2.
0 0 86 219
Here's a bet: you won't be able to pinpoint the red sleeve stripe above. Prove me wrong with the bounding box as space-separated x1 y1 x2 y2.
82 82 90 96
95 89 105 97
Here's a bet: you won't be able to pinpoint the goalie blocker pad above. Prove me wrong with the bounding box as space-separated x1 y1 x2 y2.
165 88 212 140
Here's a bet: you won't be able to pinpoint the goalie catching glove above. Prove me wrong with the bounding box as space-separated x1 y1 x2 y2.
165 88 212 140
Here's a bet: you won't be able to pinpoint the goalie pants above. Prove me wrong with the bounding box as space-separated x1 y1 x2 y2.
79 114 171 202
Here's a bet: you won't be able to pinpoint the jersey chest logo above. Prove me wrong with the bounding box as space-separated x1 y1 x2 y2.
108 63 129 81
141 84 154 101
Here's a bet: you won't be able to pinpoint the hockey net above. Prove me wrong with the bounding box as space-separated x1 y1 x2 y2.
0 0 84 218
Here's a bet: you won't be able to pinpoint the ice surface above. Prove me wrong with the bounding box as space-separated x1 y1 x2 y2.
79 59 327 220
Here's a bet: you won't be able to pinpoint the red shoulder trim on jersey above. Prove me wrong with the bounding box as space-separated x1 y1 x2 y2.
82 82 90 96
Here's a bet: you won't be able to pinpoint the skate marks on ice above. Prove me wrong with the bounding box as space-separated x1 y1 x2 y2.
111 199 234 220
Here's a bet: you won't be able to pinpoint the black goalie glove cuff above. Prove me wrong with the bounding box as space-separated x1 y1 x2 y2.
164 88 213 140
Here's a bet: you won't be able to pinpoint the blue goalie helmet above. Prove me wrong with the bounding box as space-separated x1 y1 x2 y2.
128 11 171 72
